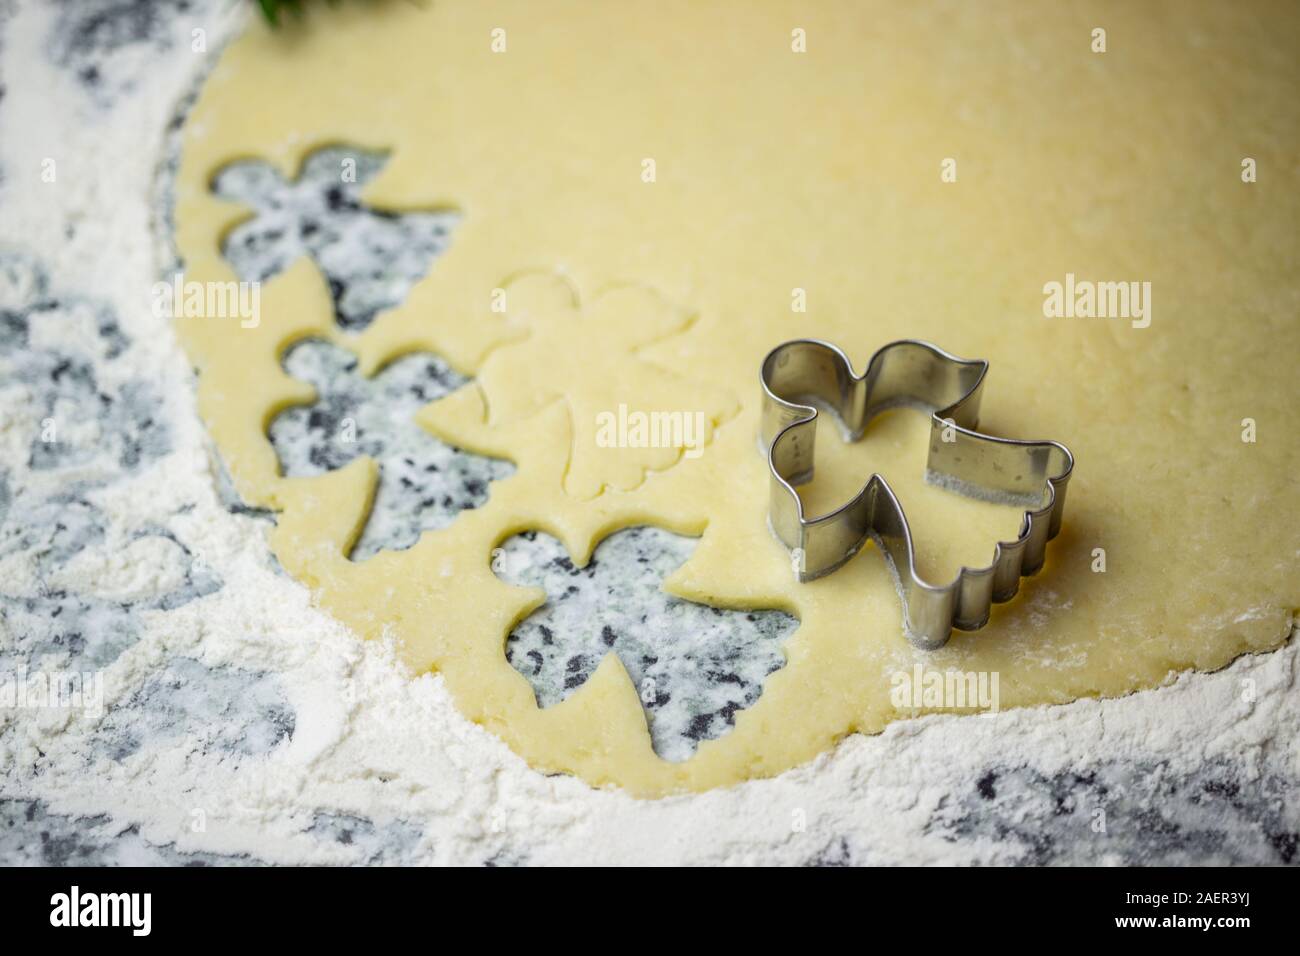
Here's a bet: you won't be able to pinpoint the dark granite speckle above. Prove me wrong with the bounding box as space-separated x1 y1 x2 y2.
269 339 515 561
0 798 252 866
0 254 215 675
810 836 858 867
495 526 798 762
47 0 196 104
484 847 530 868
0 251 170 474
305 811 425 865
95 657 295 762
926 760 1300 865
212 145 460 332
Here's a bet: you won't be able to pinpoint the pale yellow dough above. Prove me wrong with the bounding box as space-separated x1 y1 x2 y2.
173 0 1299 795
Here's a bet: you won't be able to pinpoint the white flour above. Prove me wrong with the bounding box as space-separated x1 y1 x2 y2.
0 0 1294 865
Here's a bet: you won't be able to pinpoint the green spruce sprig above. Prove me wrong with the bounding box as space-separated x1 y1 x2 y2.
254 0 413 30
256 0 305 27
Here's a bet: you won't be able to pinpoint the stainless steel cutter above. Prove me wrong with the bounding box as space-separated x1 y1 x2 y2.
760 338 1074 649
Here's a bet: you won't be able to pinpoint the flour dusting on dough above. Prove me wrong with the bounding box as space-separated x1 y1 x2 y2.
0 0 1296 864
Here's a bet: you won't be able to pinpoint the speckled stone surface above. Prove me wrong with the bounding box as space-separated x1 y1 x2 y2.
45 0 198 105
269 339 513 561
214 146 458 332
0 253 219 673
497 527 797 762
0 252 168 475
0 0 1296 866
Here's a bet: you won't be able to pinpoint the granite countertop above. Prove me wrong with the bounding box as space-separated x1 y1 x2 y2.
0 0 1295 866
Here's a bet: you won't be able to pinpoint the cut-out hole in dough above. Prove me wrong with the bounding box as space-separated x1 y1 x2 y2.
269 340 514 561
494 526 798 763
211 145 459 332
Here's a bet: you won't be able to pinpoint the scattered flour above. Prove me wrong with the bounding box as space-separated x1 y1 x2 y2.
0 0 1294 865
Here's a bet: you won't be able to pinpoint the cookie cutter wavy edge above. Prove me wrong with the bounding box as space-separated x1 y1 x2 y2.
760 338 1075 650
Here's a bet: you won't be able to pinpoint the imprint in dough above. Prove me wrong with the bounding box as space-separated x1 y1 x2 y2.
172 1 1299 796
475 273 738 499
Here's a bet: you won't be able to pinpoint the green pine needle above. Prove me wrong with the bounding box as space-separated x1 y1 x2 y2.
254 0 408 29
256 0 305 27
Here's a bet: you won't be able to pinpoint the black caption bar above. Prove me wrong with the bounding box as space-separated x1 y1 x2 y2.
0 864 1288 942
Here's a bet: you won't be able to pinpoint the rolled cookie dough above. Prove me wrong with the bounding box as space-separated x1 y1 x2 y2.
172 0 1299 795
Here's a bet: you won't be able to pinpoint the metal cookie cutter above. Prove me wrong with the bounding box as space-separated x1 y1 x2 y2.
760 339 1074 649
